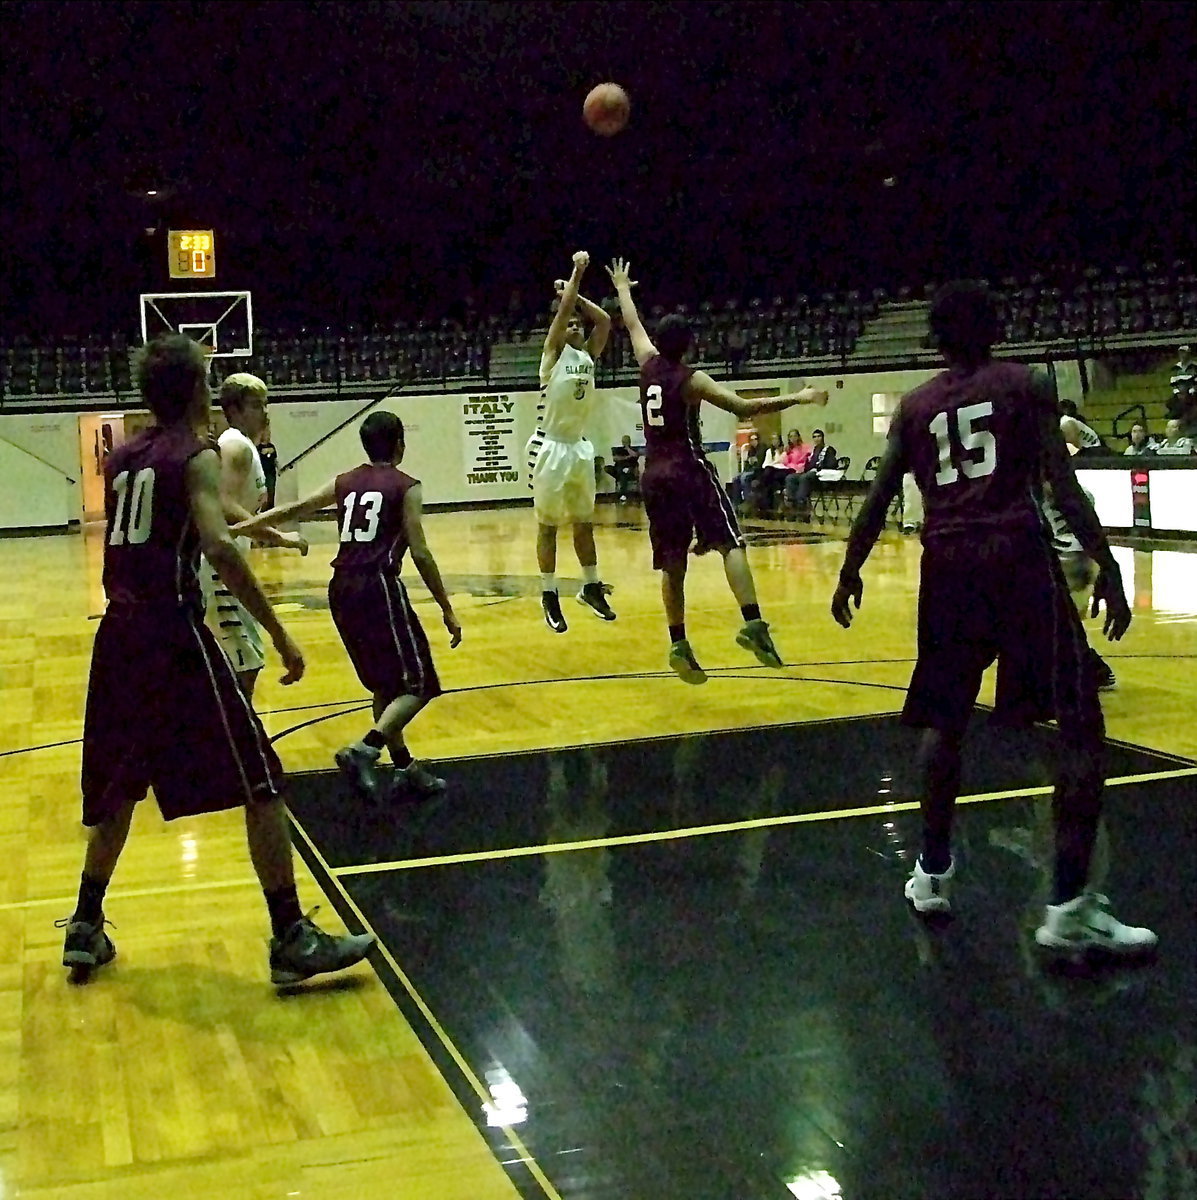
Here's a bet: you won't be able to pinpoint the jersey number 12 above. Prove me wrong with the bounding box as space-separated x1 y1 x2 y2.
929 402 997 486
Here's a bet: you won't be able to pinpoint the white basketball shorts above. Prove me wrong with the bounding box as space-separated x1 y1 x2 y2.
527 434 597 526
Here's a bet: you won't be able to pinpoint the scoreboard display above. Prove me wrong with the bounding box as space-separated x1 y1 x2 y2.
167 230 216 279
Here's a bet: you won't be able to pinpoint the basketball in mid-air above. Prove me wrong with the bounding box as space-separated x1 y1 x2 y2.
583 83 630 136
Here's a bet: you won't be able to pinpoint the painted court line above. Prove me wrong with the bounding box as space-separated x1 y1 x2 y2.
332 765 1197 878
287 813 565 1200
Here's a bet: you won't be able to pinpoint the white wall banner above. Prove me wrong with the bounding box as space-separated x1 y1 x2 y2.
461 393 521 488
2 368 987 527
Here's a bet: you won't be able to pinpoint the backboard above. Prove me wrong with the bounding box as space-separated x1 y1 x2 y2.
139 291 253 358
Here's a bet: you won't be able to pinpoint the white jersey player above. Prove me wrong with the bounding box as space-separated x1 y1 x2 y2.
201 373 307 697
1041 484 1117 691
1058 399 1106 457
528 251 615 633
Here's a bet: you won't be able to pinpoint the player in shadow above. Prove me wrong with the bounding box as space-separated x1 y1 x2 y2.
236 411 460 803
832 281 1155 961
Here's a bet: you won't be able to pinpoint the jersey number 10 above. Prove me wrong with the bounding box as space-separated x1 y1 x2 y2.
929 402 997 486
109 468 155 545
339 491 383 542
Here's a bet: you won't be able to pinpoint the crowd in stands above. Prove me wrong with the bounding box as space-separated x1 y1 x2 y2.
1122 419 1195 456
984 262 1197 345
2 261 1194 400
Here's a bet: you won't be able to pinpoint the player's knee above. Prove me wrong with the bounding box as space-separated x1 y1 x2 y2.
918 726 963 768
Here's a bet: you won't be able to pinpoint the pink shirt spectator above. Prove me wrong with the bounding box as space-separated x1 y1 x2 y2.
782 443 811 470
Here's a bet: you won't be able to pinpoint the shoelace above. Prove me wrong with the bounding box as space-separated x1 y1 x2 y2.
54 916 117 931
269 907 322 947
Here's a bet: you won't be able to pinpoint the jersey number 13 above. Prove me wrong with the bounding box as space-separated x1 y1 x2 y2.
339 491 383 542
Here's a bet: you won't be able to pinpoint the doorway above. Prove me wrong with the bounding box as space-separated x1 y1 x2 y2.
78 414 127 521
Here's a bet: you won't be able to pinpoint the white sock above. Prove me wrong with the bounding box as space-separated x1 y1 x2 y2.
582 565 600 585
541 573 557 594
353 739 381 758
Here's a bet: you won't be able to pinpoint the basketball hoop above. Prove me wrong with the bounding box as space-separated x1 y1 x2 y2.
139 290 254 359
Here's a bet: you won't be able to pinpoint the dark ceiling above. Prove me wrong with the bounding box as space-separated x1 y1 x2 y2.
2 0 1193 331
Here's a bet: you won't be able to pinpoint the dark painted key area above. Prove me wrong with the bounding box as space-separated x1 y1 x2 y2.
289 715 1196 1200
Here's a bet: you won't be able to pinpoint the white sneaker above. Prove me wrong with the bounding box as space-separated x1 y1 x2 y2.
1035 892 1157 957
904 857 955 913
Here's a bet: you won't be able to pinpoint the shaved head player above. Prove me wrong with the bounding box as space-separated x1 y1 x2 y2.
832 282 1154 958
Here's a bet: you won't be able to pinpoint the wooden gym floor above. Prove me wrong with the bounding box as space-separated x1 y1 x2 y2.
1 502 1195 1199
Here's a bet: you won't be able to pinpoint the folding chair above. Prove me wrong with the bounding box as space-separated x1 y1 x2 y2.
861 454 905 526
810 456 852 522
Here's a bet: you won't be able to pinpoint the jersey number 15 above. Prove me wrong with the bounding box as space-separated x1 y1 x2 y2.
929 402 997 486
339 491 383 542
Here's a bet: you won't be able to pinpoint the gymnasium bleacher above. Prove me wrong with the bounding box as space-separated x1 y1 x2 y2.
2 261 1194 409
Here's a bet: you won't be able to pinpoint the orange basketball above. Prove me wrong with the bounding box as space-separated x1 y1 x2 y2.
583 83 630 136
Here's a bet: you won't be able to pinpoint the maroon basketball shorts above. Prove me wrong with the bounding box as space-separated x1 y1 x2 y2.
81 606 284 826
903 531 1103 736
328 569 442 701
641 456 745 570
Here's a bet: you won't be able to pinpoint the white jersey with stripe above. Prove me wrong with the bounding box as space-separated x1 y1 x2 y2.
538 343 595 444
1061 414 1103 451
1040 488 1095 557
218 427 267 546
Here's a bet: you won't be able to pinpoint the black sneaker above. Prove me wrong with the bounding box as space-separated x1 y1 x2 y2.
57 914 116 982
576 582 616 621
335 743 385 800
269 910 375 986
1096 665 1117 692
395 760 447 798
542 590 568 633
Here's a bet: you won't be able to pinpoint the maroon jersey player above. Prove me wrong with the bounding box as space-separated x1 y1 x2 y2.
608 257 827 683
236 411 460 801
832 281 1154 957
66 334 373 987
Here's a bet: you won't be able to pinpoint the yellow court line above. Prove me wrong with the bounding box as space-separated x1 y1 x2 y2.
333 765 1197 878
287 812 565 1200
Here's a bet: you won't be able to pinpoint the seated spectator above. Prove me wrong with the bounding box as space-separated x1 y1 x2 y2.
604 434 641 502
784 428 838 514
1059 398 1109 456
1122 423 1156 456
731 431 766 507
780 427 811 471
758 432 796 511
758 429 805 508
1154 418 1196 456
